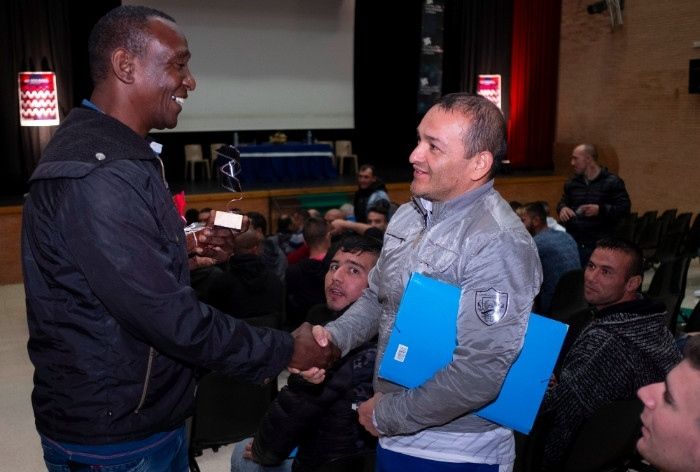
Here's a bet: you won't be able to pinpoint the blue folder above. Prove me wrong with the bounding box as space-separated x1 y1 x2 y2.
378 272 568 434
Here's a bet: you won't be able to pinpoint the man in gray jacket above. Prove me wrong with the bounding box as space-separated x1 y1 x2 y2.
309 94 542 471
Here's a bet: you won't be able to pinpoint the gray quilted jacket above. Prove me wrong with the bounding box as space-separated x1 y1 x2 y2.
327 180 542 436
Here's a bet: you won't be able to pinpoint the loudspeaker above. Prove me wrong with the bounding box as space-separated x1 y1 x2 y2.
690 59 700 94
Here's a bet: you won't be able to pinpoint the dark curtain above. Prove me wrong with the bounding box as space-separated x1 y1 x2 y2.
507 0 561 169
442 0 513 121
0 0 117 200
0 0 73 198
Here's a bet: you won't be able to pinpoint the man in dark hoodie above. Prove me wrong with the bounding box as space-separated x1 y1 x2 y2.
538 238 682 470
231 234 382 472
353 164 390 223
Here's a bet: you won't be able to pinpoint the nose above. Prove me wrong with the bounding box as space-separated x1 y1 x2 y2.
637 382 660 408
409 143 424 165
184 69 196 92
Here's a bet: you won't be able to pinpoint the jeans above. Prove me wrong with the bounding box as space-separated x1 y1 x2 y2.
230 437 293 472
40 426 188 472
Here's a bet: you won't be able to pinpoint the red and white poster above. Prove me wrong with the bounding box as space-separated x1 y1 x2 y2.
477 74 502 111
18 72 60 126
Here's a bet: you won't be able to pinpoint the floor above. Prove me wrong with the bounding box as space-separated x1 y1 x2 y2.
1 259 698 471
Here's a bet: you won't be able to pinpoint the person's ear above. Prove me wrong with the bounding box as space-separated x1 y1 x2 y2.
112 48 136 84
471 151 493 181
626 274 642 293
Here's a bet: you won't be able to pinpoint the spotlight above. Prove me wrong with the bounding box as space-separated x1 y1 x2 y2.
587 1 607 14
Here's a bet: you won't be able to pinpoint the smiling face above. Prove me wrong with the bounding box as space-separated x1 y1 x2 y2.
132 18 196 134
637 360 700 472
409 106 491 202
324 249 378 312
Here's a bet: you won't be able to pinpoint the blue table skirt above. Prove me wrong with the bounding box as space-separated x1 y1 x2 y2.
236 143 337 183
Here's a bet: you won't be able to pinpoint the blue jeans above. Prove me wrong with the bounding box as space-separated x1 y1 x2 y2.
230 437 293 472
40 426 188 472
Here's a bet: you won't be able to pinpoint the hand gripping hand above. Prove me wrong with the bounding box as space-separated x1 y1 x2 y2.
288 322 340 371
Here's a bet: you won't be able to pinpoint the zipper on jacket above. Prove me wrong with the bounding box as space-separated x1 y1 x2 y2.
134 347 156 414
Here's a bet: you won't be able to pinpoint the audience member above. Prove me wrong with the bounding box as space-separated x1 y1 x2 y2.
636 334 700 472
353 164 389 223
247 211 287 283
538 238 681 470
323 208 345 224
206 229 286 328
231 234 382 472
520 202 580 314
20 5 338 470
310 93 541 470
285 217 331 329
536 201 566 232
329 200 390 241
339 202 355 221
557 143 631 266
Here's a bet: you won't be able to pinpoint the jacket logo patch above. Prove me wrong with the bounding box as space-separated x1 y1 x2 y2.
475 288 508 325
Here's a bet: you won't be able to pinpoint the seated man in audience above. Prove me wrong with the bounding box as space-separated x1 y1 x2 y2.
636 334 700 472
538 237 682 470
285 217 331 329
205 228 285 328
248 211 287 283
520 201 580 314
328 200 390 241
231 234 382 472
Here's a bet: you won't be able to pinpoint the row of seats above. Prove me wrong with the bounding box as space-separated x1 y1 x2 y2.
184 140 360 181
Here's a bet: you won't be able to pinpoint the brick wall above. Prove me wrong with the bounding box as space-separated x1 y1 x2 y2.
557 0 700 214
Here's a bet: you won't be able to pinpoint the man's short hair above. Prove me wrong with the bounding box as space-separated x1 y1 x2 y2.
367 200 391 220
524 202 548 223
303 217 329 247
88 5 175 85
578 143 598 161
435 93 506 178
246 211 267 234
595 237 644 279
359 164 376 175
685 334 700 370
333 233 382 258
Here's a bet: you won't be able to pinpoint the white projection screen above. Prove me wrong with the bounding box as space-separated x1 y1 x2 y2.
124 0 355 132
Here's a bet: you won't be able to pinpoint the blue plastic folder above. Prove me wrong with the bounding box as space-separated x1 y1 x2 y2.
378 272 568 434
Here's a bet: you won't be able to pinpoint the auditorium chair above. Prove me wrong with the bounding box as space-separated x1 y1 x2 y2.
334 140 359 176
184 144 211 181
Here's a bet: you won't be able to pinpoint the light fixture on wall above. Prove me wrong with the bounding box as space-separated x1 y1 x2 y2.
587 0 624 29
18 71 60 126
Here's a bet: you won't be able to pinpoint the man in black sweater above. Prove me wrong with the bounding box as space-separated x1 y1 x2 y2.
538 238 681 470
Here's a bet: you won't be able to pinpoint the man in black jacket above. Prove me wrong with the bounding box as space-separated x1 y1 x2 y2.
353 164 390 223
22 6 337 471
232 234 382 472
557 143 631 265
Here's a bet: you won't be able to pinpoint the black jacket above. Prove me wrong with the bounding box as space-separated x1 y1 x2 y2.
22 107 293 444
252 342 377 472
556 168 631 246
353 180 389 223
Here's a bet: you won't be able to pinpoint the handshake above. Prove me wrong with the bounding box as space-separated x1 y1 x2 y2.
288 322 340 371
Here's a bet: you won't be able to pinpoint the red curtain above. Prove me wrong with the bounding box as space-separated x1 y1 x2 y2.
507 0 562 169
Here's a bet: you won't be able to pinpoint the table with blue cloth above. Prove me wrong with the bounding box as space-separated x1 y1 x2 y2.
235 142 337 183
